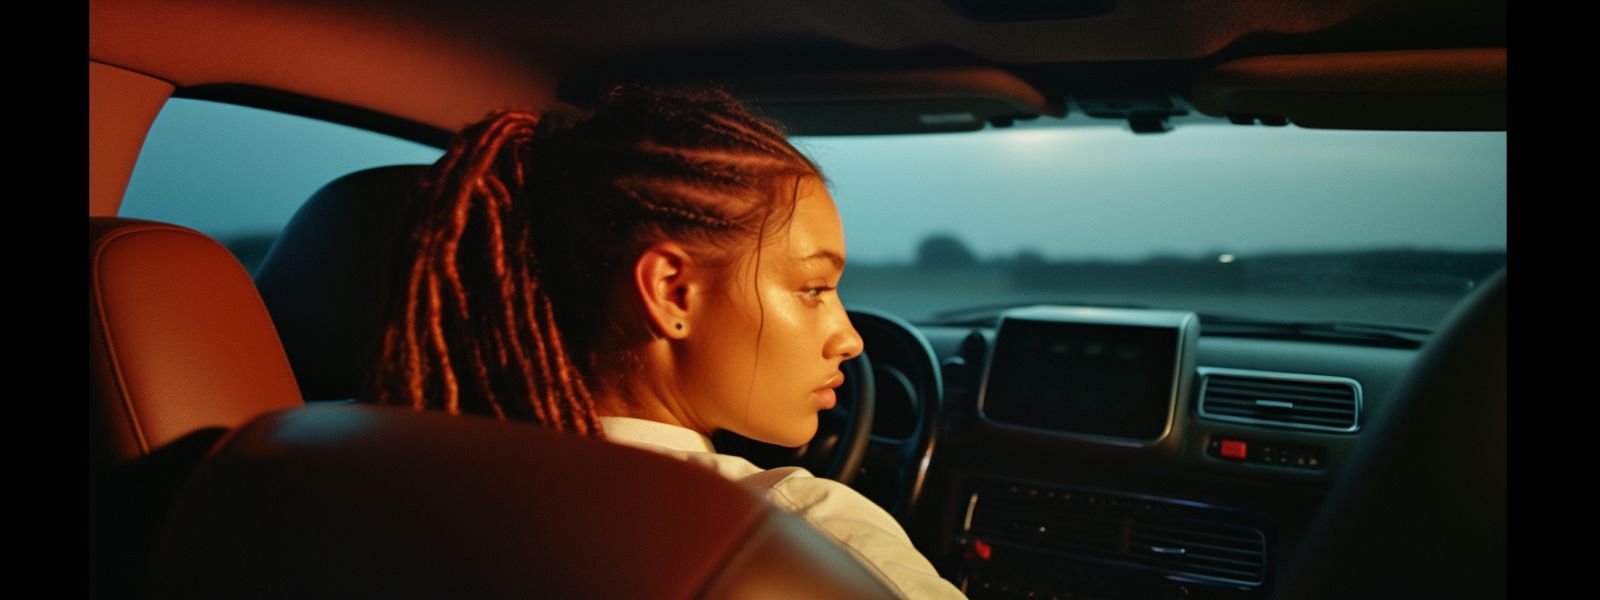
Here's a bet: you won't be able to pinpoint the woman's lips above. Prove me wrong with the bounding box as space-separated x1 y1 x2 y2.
815 388 837 410
815 372 844 409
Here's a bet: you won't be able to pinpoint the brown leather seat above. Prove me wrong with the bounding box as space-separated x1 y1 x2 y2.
150 404 898 599
90 217 304 464
90 217 307 595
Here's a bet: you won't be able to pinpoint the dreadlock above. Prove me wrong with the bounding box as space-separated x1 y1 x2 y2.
366 84 821 436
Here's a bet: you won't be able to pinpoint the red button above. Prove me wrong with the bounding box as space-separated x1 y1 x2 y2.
1220 439 1248 459
973 539 993 560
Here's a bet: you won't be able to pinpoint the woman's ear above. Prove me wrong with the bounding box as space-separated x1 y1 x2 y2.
633 241 696 339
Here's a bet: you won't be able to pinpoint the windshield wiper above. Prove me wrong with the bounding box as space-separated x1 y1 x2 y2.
1196 313 1431 348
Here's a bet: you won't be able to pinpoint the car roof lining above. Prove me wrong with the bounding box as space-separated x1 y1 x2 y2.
92 0 1505 135
1192 48 1507 131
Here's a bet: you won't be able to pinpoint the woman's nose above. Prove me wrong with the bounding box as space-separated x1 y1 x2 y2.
834 314 865 361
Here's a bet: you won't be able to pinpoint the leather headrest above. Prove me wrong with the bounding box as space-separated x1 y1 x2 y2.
255 165 428 401
151 405 897 599
90 217 303 463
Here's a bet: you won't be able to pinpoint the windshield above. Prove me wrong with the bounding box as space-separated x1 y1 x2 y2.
795 122 1506 331
120 100 1506 334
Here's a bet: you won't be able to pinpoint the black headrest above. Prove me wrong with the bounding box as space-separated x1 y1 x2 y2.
255 165 428 401
1276 267 1505 598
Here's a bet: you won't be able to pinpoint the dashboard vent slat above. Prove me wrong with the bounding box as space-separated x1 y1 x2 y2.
1131 536 1262 562
1131 526 1264 551
1128 519 1266 584
1205 384 1350 401
1203 404 1350 419
1204 391 1354 408
1198 368 1362 432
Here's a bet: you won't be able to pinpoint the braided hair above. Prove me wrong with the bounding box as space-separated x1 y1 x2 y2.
366 85 822 435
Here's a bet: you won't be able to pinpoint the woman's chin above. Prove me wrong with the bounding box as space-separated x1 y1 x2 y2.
745 416 818 448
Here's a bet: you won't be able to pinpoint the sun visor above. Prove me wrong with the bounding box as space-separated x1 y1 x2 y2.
726 67 1058 135
1191 49 1505 131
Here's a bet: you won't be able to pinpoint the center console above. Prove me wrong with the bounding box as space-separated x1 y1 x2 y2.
939 307 1276 599
955 480 1271 599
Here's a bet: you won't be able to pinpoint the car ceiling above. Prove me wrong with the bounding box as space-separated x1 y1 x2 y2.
308 0 1504 68
90 0 1504 138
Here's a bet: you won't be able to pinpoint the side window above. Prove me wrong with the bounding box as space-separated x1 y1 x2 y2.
119 98 445 273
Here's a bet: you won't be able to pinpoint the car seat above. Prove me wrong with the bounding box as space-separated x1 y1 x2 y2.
90 217 306 595
1275 268 1506 598
90 217 305 463
253 164 425 402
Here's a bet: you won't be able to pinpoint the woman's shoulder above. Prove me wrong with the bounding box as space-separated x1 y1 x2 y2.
737 466 914 545
740 465 967 599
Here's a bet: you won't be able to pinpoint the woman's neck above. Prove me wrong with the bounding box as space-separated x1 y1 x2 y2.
592 380 703 434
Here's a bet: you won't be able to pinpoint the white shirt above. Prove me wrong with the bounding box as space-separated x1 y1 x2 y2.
598 416 967 600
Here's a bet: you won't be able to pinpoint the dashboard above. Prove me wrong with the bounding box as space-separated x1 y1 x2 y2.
845 306 1417 600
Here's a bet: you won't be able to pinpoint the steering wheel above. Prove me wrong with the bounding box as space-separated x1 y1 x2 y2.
712 351 875 484
841 308 944 522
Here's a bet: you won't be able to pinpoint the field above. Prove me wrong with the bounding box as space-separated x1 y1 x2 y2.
842 264 1478 329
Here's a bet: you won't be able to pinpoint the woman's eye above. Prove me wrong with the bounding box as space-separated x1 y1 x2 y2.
801 286 835 302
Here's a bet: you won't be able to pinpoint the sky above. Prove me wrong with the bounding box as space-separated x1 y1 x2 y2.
121 99 1507 264
797 125 1506 263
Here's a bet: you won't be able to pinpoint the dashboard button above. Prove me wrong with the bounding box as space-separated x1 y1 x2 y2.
1220 439 1248 459
974 539 993 560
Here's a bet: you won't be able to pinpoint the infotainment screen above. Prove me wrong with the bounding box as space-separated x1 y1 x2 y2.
979 307 1197 444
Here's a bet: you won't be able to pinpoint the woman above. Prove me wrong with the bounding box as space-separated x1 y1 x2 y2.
366 84 966 599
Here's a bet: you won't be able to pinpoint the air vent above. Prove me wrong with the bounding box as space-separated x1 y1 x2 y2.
964 483 1269 589
1128 518 1266 585
960 499 1126 560
967 494 1123 561
1197 368 1361 433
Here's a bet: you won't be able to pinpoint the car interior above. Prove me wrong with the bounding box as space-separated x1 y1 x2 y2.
89 0 1506 598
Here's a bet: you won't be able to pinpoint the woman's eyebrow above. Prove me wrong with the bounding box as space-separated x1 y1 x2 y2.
800 250 846 269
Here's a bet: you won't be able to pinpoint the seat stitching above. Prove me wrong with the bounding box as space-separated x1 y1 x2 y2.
92 223 217 454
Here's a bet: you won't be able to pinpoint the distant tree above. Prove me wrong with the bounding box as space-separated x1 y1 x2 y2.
1013 248 1047 268
916 233 979 268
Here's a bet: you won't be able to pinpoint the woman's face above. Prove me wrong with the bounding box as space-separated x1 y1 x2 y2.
678 178 865 447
